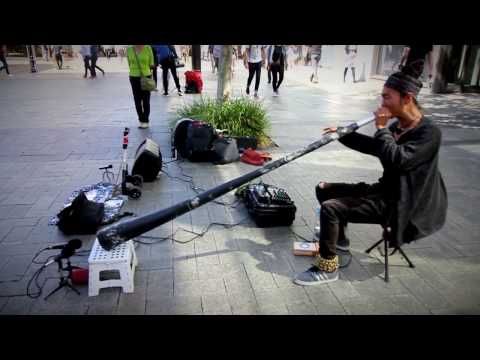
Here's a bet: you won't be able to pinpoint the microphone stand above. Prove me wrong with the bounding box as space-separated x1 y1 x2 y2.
44 257 80 301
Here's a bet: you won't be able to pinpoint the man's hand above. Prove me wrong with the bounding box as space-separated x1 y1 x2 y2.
374 107 393 129
323 127 338 134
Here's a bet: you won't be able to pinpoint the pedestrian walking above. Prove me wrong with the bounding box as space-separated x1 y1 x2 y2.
286 45 295 71
0 45 11 76
212 45 221 74
127 45 154 129
156 45 183 96
310 45 322 83
53 45 63 69
90 45 105 78
79 45 93 79
398 44 433 80
267 45 287 96
151 45 160 91
244 45 267 98
344 45 358 83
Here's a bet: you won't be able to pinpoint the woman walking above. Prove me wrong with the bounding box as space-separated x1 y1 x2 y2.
127 45 154 129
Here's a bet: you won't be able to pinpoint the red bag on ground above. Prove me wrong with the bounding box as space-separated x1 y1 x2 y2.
184 70 203 93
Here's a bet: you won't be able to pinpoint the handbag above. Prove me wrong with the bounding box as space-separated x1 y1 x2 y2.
133 46 156 92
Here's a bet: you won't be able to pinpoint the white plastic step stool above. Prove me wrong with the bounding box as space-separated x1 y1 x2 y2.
88 238 138 296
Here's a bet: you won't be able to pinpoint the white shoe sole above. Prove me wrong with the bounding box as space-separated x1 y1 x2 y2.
293 273 339 286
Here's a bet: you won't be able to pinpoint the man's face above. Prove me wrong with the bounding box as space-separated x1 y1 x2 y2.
381 86 405 117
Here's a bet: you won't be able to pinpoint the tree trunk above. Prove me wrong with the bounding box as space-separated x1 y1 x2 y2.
191 45 201 71
217 45 233 103
432 45 453 94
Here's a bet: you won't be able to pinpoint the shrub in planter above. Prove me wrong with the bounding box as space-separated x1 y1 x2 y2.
174 97 272 147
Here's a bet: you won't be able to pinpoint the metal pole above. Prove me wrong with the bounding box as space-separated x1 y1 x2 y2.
97 116 376 250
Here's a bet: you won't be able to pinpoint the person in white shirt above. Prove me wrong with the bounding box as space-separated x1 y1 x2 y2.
244 45 267 98
310 45 322 83
344 45 358 83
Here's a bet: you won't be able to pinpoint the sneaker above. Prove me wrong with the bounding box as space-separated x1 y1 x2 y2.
163 92 168 96
7 74 12 77
246 87 250 95
177 89 183 96
138 122 149 129
294 266 339 286
254 91 258 98
273 90 279 97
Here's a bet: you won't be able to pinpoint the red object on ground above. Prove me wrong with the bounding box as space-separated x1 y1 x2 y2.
71 268 89 285
240 148 265 166
185 70 203 93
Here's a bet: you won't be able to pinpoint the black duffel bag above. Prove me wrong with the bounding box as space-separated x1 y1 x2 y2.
56 192 105 235
211 137 240 165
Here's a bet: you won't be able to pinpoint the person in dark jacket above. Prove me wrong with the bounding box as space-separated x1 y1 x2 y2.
155 45 182 96
294 71 448 286
0 45 11 76
90 45 105 78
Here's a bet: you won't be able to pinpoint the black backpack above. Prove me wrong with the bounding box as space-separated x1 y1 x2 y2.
211 137 240 165
185 121 216 162
56 192 105 235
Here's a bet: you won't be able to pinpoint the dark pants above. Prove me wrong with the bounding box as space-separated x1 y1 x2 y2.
152 64 158 86
90 55 104 77
344 67 356 82
271 63 284 91
0 55 10 74
268 66 272 83
315 182 389 259
247 61 262 91
83 56 92 77
160 59 181 93
55 54 63 69
129 76 151 123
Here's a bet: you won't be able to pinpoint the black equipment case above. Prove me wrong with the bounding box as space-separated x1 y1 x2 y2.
241 183 296 227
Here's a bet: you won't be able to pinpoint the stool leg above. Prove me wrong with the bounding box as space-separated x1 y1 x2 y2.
88 267 100 296
366 238 384 254
384 238 389 282
120 264 134 293
397 247 415 268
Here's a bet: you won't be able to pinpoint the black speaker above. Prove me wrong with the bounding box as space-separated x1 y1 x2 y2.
132 138 162 182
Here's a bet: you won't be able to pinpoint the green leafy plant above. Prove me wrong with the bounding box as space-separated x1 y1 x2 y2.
174 97 272 147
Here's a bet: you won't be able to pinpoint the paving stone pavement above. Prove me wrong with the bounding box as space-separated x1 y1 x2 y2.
0 58 479 315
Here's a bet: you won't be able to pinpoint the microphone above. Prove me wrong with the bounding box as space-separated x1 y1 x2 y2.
44 239 82 267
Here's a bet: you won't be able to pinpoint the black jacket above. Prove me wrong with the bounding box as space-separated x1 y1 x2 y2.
338 117 448 246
